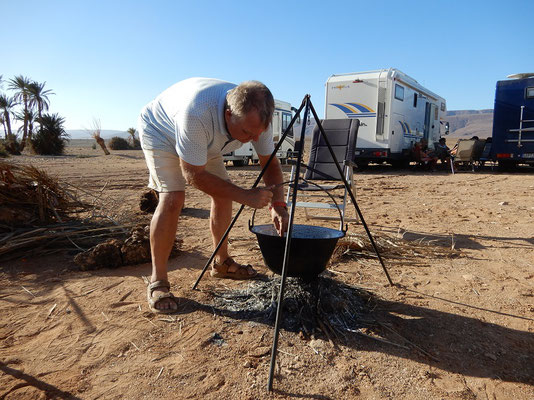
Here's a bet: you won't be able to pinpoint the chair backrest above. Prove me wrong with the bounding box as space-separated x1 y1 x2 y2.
472 139 486 160
454 139 476 161
304 119 359 180
480 140 492 159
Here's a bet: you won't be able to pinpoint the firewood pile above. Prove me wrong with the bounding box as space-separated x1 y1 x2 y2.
0 161 87 229
0 161 180 266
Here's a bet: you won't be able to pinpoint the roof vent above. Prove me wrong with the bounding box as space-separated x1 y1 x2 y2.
507 73 534 79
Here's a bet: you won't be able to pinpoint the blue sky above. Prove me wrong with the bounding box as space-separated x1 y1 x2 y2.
2 0 533 130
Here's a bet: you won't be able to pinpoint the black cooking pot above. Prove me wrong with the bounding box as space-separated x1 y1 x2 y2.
249 212 345 280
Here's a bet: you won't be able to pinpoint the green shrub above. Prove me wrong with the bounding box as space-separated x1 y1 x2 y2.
2 136 22 155
108 136 129 150
32 114 69 155
0 141 9 158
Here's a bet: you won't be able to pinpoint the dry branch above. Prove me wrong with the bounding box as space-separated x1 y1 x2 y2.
89 119 110 155
333 232 460 265
0 161 88 229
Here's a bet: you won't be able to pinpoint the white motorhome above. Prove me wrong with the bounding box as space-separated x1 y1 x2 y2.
224 100 296 166
325 68 448 167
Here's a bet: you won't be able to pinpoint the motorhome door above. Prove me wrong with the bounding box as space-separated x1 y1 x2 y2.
424 102 437 141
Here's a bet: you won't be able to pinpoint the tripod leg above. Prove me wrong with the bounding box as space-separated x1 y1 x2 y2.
268 95 312 391
308 103 394 286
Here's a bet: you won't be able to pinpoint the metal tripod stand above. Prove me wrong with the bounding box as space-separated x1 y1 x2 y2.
192 94 393 392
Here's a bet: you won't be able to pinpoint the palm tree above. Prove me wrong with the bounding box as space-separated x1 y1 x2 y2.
16 109 37 141
8 75 32 150
127 127 136 140
0 114 5 138
126 127 137 146
28 81 54 122
32 113 69 155
0 93 16 140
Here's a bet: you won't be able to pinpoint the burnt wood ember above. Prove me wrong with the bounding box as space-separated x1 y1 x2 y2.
211 275 376 340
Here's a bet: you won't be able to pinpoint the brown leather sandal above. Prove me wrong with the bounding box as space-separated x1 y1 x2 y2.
210 257 258 280
146 279 179 314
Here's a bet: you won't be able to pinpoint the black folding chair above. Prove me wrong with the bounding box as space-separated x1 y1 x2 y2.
286 118 360 229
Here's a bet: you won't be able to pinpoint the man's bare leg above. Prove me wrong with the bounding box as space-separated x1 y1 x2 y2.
149 191 184 311
210 195 255 276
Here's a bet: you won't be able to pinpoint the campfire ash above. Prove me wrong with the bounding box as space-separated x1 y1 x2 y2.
212 276 376 340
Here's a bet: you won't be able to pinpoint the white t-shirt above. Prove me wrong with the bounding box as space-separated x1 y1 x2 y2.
138 77 274 166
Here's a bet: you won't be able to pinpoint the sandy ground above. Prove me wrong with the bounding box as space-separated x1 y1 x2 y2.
1 144 533 399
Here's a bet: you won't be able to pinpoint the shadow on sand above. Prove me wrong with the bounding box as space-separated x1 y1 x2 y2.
0 362 82 400
170 278 534 386
372 224 534 252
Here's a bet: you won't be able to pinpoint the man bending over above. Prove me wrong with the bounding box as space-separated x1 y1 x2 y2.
138 78 289 313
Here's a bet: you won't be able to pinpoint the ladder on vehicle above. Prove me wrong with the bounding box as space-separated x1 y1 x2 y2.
507 106 534 147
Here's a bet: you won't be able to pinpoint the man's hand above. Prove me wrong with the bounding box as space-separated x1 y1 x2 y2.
270 205 289 237
242 186 274 209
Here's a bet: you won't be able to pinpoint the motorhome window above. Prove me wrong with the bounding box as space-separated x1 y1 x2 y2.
413 93 418 108
441 102 446 112
527 87 534 99
395 84 404 101
282 112 293 137
434 107 438 120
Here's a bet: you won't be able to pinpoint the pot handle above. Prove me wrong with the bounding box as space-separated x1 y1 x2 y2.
248 178 347 232
248 208 258 231
249 179 293 231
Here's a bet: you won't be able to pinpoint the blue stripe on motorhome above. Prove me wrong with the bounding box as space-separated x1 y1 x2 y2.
346 103 375 113
346 113 376 118
330 104 355 114
398 121 406 133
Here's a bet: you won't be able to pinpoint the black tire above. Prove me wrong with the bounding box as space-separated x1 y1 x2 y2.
232 159 247 167
498 160 517 171
391 160 410 169
355 160 369 170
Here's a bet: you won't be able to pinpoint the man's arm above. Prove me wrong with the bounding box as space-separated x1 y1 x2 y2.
181 160 273 209
258 154 289 236
257 154 285 202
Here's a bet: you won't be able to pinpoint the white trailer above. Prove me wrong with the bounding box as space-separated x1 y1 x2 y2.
224 99 296 166
325 68 448 167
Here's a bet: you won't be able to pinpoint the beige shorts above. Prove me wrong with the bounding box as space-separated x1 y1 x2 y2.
142 149 230 192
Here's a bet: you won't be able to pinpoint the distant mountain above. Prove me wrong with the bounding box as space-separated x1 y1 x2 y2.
67 129 129 139
446 109 493 139
446 109 493 117
65 110 494 140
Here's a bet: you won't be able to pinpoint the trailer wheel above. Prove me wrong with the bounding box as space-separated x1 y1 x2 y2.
498 160 517 171
232 159 247 167
391 160 410 169
355 161 369 170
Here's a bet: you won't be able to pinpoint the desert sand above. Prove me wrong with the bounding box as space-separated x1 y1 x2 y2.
1 143 533 399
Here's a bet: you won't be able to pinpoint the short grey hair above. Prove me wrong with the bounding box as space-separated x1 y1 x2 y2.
226 81 274 126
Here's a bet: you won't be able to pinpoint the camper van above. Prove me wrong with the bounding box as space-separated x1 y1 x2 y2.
223 99 295 166
325 68 448 167
489 73 534 168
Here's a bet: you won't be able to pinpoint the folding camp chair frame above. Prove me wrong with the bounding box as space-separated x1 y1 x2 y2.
286 118 359 229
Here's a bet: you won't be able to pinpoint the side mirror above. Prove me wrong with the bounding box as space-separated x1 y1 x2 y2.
445 122 450 135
